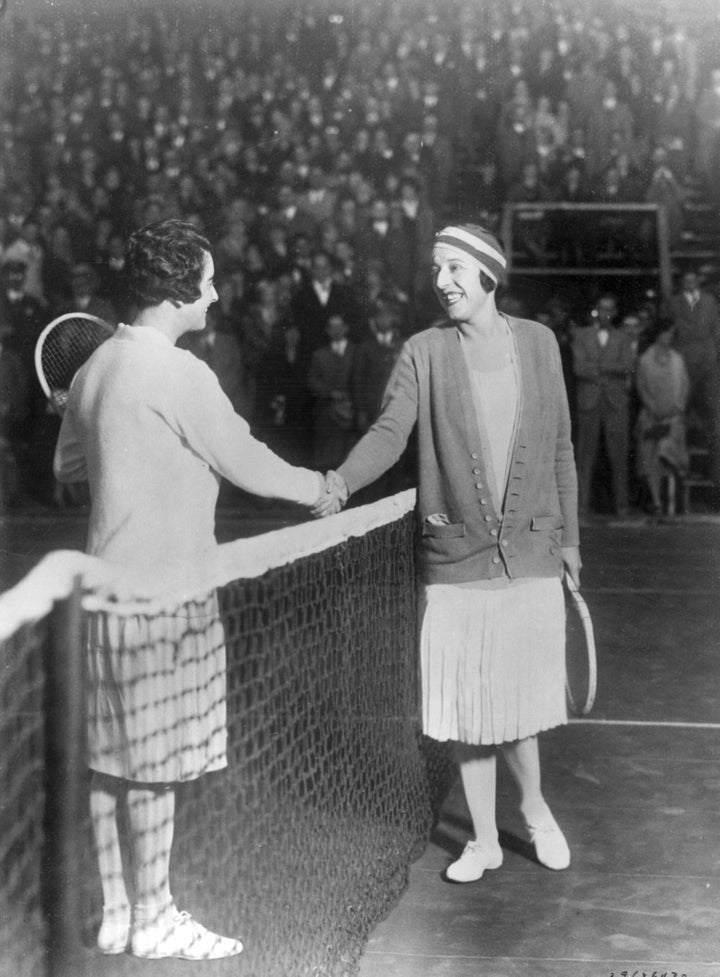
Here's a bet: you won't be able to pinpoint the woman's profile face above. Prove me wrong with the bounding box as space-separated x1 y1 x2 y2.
182 252 218 334
431 245 490 323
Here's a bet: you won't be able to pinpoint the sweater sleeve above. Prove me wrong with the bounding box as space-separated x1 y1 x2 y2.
552 337 580 547
53 407 88 484
338 342 419 494
172 355 322 506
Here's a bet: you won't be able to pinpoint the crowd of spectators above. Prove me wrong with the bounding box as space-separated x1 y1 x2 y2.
1 0 719 511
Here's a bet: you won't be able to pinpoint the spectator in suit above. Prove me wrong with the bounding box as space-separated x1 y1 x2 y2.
496 99 538 191
241 274 292 424
670 270 720 501
528 45 566 106
290 248 360 351
418 113 455 213
0 259 51 502
298 166 337 226
0 259 47 380
572 293 637 516
350 298 410 503
0 337 28 507
307 313 358 470
255 318 312 467
355 198 413 302
42 224 76 314
586 78 634 180
395 176 435 311
565 58 604 134
351 299 403 436
654 79 694 181
96 230 131 321
269 182 319 244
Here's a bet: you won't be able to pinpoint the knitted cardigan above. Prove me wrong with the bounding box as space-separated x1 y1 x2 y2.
338 315 579 584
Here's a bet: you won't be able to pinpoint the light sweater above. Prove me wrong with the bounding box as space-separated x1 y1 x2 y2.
54 324 320 582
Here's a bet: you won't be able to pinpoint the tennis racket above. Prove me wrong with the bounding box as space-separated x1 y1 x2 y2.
564 572 597 716
35 313 115 414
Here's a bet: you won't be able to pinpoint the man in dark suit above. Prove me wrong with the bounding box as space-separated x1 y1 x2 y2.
0 259 46 378
572 293 637 516
269 182 319 245
349 298 411 504
290 249 360 351
307 314 358 470
0 259 51 502
355 198 414 305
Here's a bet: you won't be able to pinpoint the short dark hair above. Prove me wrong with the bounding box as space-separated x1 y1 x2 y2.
126 218 211 308
479 269 496 293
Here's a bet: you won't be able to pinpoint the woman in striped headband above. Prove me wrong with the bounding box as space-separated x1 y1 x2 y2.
326 222 581 881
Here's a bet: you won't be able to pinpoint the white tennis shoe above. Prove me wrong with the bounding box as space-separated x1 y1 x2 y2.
446 840 503 882
131 907 243 960
525 815 571 870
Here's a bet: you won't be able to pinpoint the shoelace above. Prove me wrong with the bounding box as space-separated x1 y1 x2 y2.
527 822 559 838
464 840 499 854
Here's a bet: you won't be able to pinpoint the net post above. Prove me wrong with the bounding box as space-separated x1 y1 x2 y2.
42 577 87 977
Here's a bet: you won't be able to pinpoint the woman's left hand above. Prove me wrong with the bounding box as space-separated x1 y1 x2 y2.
561 546 582 588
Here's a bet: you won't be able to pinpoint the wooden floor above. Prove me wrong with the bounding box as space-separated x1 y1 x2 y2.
358 515 720 977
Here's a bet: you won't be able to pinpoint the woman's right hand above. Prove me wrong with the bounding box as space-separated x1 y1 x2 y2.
562 545 582 589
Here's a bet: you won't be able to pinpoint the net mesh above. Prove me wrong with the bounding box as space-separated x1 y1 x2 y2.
2 491 452 976
0 622 48 977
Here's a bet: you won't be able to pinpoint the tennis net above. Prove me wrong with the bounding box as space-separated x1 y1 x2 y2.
0 490 454 977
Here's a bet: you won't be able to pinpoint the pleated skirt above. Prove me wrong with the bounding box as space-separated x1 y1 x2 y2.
420 576 567 745
85 591 228 783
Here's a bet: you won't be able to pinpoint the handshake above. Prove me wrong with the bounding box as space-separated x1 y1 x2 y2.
312 470 349 518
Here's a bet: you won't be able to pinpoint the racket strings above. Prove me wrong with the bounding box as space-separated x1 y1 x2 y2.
40 318 113 391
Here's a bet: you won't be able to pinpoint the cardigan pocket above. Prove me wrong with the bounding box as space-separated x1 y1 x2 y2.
422 517 466 538
531 515 561 531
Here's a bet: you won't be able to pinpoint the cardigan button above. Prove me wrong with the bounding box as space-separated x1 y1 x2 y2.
479 497 487 504
473 468 481 475
476 482 483 490
471 452 479 459
492 556 501 564
484 514 492 522
501 539 509 547
490 529 498 537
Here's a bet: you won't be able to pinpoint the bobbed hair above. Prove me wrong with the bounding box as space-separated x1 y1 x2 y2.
479 269 497 293
126 218 212 309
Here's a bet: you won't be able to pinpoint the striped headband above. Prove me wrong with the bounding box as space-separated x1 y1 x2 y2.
433 224 507 284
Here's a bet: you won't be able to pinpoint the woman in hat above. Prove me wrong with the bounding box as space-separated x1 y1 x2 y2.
319 224 581 880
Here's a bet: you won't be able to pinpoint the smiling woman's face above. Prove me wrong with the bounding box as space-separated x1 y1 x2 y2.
431 245 490 324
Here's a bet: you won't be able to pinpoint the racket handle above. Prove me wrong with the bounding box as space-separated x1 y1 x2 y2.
49 390 68 416
564 570 579 594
